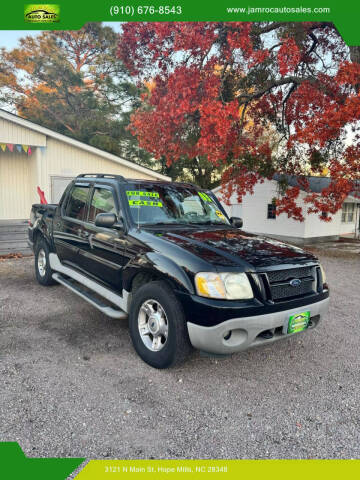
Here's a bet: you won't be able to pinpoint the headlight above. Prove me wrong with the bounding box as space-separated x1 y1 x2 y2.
195 272 253 300
319 264 327 284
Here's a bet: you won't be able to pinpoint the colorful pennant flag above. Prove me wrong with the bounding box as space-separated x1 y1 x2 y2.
0 143 34 154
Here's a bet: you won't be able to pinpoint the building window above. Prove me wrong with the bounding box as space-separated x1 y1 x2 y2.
267 203 276 219
341 203 355 223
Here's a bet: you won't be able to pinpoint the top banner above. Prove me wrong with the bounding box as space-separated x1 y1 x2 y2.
1 1 359 45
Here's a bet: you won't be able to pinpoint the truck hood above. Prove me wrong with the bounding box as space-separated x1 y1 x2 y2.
154 226 317 268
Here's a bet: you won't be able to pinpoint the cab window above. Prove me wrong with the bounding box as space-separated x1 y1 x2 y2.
65 186 90 220
88 188 117 223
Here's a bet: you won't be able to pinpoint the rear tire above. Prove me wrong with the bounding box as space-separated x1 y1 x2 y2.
35 238 56 286
129 281 192 369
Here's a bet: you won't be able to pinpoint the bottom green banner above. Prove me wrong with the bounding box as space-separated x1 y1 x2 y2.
1 442 359 479
76 459 360 480
0 442 84 479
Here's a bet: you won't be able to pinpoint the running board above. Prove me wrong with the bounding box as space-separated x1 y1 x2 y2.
52 273 127 320
49 253 128 312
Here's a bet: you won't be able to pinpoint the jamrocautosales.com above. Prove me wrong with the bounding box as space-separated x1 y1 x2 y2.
227 6 331 14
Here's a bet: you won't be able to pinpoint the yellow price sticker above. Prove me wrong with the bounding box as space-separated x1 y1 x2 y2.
129 200 163 207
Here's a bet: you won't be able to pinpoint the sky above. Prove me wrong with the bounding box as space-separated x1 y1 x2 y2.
0 23 122 49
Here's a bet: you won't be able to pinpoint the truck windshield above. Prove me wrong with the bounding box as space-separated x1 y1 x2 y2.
125 184 230 226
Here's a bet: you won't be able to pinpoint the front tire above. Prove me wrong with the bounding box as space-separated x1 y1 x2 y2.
35 238 56 286
129 281 192 369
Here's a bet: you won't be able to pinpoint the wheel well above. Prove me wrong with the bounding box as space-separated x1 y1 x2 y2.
130 271 167 295
127 271 174 311
33 230 51 250
33 230 42 247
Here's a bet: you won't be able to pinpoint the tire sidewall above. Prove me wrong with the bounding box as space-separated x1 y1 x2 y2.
129 282 187 369
35 239 54 286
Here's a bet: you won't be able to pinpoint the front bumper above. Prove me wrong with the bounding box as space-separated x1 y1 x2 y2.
187 297 329 354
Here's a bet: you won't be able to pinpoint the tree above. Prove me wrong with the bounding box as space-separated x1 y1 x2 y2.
0 23 153 166
156 155 222 188
118 22 360 220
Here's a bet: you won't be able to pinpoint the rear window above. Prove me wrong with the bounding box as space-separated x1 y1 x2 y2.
66 186 89 220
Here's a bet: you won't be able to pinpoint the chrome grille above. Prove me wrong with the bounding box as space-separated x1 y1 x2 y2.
267 267 313 284
265 266 315 301
270 278 314 300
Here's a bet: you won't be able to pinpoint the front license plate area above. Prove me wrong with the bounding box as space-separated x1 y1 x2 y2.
285 311 310 334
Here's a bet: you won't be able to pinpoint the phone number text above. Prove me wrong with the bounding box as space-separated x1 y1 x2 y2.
110 5 182 16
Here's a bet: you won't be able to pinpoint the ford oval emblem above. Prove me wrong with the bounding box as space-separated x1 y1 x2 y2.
290 278 301 287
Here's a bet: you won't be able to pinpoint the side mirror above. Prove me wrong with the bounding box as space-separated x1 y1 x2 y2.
113 217 125 230
95 213 117 228
230 216 243 228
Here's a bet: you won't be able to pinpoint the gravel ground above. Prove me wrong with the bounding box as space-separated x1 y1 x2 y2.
0 253 359 460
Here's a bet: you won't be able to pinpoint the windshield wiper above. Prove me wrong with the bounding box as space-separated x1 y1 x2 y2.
186 220 227 225
142 222 180 226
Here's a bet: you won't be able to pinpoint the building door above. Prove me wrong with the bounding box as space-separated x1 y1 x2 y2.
51 176 75 203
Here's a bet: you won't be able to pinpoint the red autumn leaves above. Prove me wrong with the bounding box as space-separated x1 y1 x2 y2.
118 22 360 221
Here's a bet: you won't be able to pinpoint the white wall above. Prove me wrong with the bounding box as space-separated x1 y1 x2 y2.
215 179 305 238
0 151 32 219
215 180 358 240
304 199 357 238
303 209 341 238
0 118 46 146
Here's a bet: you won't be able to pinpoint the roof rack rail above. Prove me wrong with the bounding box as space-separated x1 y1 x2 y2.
76 173 126 182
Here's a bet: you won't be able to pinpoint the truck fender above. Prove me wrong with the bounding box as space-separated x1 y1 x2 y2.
32 217 53 250
123 251 195 295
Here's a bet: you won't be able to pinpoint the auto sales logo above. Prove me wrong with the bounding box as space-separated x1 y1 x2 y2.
24 4 60 23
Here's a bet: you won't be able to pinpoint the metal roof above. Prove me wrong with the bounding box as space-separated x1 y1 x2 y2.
273 174 360 197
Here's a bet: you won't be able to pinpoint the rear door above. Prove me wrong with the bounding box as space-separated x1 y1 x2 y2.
79 185 127 291
53 183 90 268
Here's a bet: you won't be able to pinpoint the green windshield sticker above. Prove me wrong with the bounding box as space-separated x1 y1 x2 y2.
198 192 213 202
126 190 160 198
129 200 163 207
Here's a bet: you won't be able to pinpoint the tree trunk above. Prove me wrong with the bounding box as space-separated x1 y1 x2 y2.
349 45 360 64
349 46 360 93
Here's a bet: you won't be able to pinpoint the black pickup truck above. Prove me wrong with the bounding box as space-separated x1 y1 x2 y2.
28 174 329 368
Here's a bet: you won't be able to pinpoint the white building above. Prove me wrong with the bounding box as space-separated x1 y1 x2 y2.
0 109 170 254
213 175 360 245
